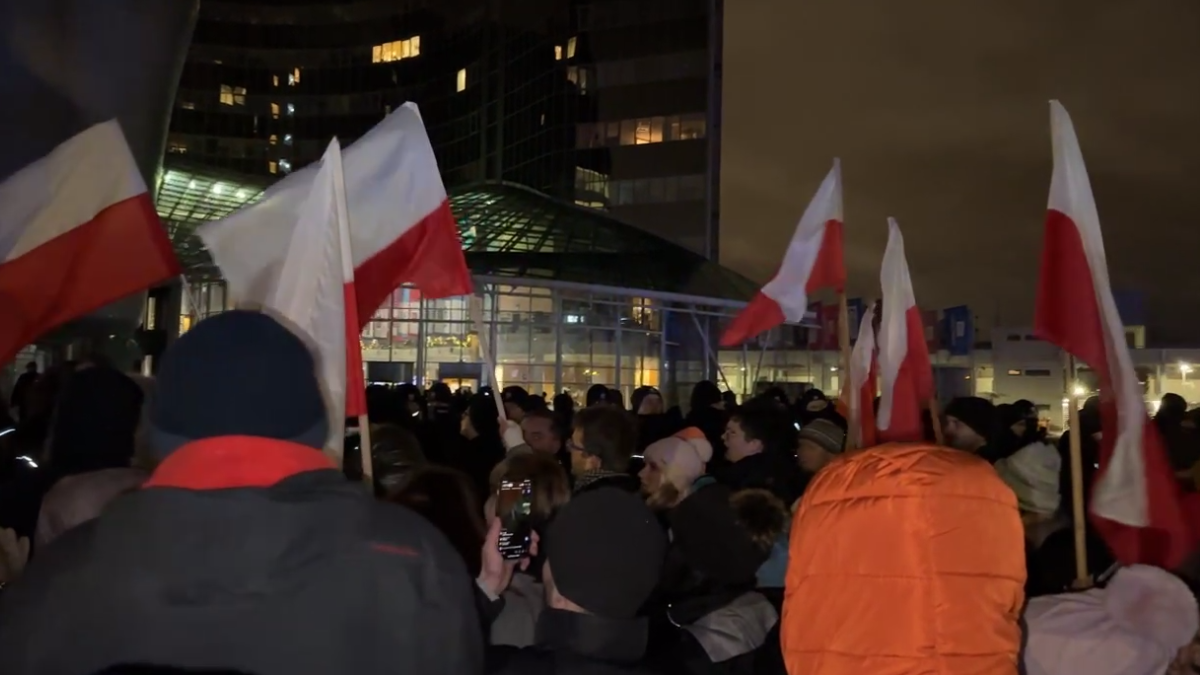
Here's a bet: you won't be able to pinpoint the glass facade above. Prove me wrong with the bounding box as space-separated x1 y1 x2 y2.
182 277 764 407
168 0 719 256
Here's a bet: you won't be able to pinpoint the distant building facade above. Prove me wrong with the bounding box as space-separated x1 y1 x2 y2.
167 0 722 257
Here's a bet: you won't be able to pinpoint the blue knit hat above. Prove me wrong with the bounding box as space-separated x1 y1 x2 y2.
149 310 329 458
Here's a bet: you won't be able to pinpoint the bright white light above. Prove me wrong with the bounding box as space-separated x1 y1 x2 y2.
16 455 37 468
212 183 223 195
236 189 247 199
1181 363 1193 375
829 366 838 372
1072 384 1087 397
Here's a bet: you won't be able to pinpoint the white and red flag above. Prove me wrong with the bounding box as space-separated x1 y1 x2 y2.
875 218 933 443
844 300 879 448
200 102 472 324
256 139 366 456
720 160 845 346
0 120 181 364
1034 100 1195 568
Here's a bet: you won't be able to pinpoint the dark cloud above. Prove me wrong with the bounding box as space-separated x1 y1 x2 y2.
722 0 1200 342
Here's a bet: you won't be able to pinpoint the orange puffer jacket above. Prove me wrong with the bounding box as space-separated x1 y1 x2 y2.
782 443 1026 675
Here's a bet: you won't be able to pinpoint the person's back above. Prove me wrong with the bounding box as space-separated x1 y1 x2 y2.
0 311 481 675
782 442 1025 675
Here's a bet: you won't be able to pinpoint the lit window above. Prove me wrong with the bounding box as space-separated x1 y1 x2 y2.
567 36 577 59
292 67 301 85
456 68 467 92
554 45 563 60
568 66 589 92
1007 369 1022 376
283 133 292 145
272 75 279 86
677 113 706 140
633 117 663 144
229 86 246 106
279 159 292 173
286 103 295 115
270 102 280 119
268 161 277 174
373 37 422 63
219 84 233 106
167 142 187 154
269 134 278 146
180 101 195 110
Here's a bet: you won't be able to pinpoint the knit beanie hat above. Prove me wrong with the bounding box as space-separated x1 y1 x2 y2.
149 311 329 458
643 426 713 491
798 418 846 455
545 487 666 619
944 396 997 440
995 443 1062 515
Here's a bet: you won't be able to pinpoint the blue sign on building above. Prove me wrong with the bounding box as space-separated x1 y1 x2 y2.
942 305 973 356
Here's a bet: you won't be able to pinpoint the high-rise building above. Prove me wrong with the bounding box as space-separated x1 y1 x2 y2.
167 0 721 258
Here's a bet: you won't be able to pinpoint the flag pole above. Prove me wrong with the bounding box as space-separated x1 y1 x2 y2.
470 294 507 423
1064 353 1090 587
928 397 945 445
836 291 852 382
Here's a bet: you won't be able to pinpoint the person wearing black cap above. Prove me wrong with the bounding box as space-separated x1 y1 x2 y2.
0 311 482 675
501 385 531 423
482 487 667 675
942 396 998 460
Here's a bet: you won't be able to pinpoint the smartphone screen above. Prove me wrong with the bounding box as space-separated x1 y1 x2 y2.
496 478 534 560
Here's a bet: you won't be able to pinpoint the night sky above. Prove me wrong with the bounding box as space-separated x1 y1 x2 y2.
721 0 1200 343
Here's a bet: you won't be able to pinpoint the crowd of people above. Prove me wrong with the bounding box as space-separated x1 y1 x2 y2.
0 309 1198 674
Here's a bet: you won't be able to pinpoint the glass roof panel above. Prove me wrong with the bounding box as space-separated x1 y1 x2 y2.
158 167 759 301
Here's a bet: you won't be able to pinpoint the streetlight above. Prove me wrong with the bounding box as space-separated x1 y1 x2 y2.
1072 384 1087 398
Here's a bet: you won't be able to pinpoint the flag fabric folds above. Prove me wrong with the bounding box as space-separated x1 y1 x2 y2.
200 102 472 322
0 120 181 365
845 300 879 449
1034 100 1195 568
876 218 933 443
262 139 366 456
720 160 845 347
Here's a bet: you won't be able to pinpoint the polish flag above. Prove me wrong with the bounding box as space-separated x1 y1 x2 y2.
876 219 933 443
200 102 472 324
844 300 879 449
261 139 365 457
1034 100 1195 568
0 120 181 365
720 160 845 347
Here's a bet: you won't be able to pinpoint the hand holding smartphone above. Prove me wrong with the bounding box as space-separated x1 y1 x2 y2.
495 478 534 560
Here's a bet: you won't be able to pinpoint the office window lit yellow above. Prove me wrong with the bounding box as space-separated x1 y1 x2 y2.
272 75 279 87
554 45 563 60
291 67 301 85
456 68 467 93
574 113 708 149
270 102 280 119
269 134 278 146
219 85 245 106
566 66 588 93
372 36 421 63
567 36 577 59
268 161 278 174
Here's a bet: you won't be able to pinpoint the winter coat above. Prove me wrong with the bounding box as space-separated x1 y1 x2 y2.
782 443 1026 675
0 436 482 675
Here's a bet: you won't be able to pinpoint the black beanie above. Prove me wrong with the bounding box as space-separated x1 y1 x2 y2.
545 487 666 619
943 396 997 440
149 310 329 458
669 483 767 587
49 366 144 476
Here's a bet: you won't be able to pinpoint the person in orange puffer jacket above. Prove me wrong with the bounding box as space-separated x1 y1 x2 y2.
781 442 1026 675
